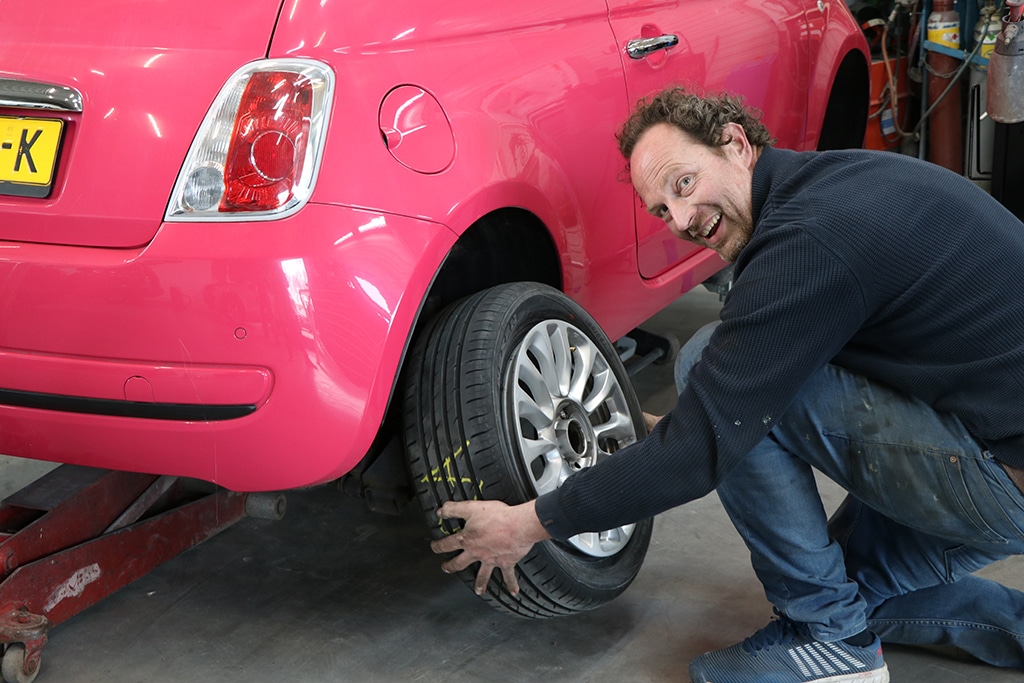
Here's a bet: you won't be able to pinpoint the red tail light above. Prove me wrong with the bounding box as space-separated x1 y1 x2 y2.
165 60 333 222
222 72 312 212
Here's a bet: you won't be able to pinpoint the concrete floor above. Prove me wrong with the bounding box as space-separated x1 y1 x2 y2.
2 287 1022 682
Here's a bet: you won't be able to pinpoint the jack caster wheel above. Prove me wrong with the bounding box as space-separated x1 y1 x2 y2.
244 492 287 520
2 644 40 683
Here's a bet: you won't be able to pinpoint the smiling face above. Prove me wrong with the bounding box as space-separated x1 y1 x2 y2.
630 122 760 263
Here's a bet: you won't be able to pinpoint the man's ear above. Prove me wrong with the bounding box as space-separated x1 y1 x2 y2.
721 122 755 167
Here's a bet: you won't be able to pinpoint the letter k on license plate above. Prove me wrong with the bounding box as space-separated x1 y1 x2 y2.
0 116 64 198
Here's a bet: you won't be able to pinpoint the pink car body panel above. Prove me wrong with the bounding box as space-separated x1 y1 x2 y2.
0 206 456 489
0 0 284 248
0 0 868 490
804 1 873 150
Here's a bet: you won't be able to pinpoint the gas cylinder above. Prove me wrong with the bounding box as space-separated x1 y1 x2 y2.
976 0 1002 60
926 0 963 172
987 1 1024 124
966 0 1002 188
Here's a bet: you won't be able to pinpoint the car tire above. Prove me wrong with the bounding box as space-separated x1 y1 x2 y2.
403 282 653 618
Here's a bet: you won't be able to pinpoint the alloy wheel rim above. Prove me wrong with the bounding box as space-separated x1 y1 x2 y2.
510 319 638 557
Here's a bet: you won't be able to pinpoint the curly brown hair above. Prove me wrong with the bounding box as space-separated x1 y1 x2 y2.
617 87 774 161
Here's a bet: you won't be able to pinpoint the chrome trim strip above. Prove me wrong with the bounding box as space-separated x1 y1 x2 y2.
0 78 83 112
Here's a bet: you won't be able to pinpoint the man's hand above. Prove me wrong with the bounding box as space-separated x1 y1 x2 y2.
431 499 551 596
643 411 663 432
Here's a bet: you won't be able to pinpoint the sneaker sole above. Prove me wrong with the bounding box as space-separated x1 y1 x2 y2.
696 663 889 683
811 665 889 683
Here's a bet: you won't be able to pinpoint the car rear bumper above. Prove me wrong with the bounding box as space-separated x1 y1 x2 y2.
0 203 456 491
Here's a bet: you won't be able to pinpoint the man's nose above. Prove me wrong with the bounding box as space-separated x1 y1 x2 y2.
667 199 694 232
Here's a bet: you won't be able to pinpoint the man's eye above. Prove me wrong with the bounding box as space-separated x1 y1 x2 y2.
677 176 693 191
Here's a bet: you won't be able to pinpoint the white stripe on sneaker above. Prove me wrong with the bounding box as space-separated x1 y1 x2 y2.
815 641 865 672
789 646 815 677
788 642 868 679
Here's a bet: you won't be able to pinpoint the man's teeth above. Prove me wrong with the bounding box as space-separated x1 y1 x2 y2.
696 214 721 238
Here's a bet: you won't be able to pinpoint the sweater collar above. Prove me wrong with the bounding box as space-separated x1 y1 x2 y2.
750 146 802 228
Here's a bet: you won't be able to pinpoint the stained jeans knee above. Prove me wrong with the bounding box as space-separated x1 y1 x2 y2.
675 321 718 393
769 364 1024 550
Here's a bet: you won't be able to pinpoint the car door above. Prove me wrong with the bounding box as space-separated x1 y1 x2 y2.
606 0 813 279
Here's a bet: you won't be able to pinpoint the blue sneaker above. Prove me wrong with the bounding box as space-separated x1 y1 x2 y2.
689 617 889 683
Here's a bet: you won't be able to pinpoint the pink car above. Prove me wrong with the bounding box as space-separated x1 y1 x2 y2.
0 0 868 618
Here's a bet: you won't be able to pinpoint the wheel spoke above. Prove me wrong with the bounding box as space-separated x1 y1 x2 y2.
567 338 595 403
572 531 601 554
532 448 569 493
549 322 573 397
520 430 557 459
515 362 555 423
593 410 635 445
524 325 573 401
581 364 615 413
568 524 637 557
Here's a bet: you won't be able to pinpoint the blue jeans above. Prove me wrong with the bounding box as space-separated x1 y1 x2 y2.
676 322 1024 667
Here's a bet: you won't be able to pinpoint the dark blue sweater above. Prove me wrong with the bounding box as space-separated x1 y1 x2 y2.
536 146 1024 540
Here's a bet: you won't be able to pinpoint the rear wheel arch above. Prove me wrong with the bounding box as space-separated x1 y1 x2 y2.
816 49 870 151
416 208 563 326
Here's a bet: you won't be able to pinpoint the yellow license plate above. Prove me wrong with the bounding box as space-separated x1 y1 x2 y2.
0 116 64 198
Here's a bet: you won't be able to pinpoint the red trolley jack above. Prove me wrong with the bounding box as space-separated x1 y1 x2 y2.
0 465 285 683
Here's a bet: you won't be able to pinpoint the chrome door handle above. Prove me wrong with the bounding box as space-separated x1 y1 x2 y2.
626 35 679 60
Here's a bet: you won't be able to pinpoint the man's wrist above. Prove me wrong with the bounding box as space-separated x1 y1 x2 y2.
519 499 552 543
533 490 577 540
